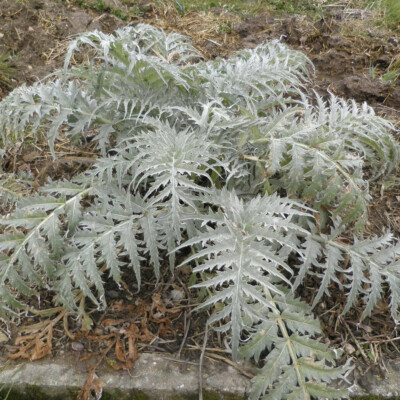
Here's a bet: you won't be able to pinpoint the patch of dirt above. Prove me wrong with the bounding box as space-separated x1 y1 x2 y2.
233 12 400 118
0 0 125 97
4 1 398 117
2 0 400 392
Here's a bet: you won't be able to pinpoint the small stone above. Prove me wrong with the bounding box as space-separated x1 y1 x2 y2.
0 33 4 39
170 289 184 301
28 26 35 33
71 341 84 352
344 343 356 355
107 290 119 299
357 323 372 333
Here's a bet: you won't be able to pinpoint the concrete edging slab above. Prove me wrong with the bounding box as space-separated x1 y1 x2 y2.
0 353 251 399
2 353 400 399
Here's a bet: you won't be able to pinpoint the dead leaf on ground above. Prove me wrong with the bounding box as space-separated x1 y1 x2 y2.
76 368 105 400
9 326 53 361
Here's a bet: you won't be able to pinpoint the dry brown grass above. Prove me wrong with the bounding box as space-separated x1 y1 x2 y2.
143 1 242 58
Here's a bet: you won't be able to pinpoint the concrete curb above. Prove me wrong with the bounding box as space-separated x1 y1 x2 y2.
2 353 400 399
0 353 251 399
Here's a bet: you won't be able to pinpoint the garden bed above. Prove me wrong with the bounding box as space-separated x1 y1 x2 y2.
1 1 400 399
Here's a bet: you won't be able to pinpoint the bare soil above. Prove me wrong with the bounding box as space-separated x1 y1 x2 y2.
0 0 127 98
234 12 400 117
1 1 400 112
